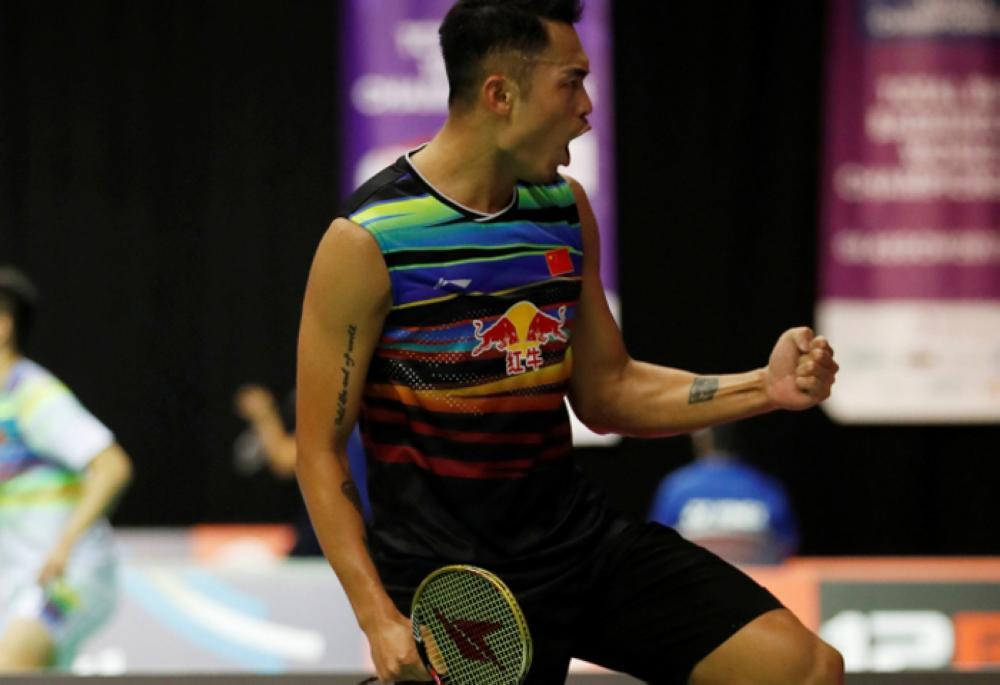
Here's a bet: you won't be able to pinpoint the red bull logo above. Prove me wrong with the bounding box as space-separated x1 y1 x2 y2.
472 301 568 375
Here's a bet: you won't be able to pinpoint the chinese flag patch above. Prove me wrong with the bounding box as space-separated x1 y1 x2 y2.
545 247 573 276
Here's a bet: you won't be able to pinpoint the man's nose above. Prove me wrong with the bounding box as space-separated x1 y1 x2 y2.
581 86 594 116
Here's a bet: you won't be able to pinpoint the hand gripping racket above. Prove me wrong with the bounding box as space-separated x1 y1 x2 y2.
358 565 531 685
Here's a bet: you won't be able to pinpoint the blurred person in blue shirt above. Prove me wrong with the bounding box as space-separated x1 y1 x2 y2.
649 423 798 565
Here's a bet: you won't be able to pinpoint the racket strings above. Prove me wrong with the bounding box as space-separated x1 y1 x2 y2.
414 570 529 685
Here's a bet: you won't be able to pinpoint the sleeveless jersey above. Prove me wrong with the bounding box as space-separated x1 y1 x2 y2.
343 153 613 591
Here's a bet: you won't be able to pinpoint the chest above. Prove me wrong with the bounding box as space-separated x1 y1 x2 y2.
385 220 583 308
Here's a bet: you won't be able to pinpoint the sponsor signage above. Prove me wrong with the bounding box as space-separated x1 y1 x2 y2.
819 581 1000 671
818 0 1000 422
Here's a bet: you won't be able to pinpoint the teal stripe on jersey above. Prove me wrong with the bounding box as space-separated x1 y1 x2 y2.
388 254 583 306
383 240 578 256
381 340 476 353
516 182 576 209
372 220 582 252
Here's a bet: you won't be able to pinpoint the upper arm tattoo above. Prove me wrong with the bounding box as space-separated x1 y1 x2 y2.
688 376 720 404
334 324 358 426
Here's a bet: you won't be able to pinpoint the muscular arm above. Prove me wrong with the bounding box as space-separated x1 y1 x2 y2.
295 218 428 682
566 178 837 437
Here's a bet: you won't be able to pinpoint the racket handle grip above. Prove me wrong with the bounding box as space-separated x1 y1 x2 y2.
356 676 441 685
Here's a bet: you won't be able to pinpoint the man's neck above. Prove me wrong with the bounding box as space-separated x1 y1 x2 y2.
410 119 516 215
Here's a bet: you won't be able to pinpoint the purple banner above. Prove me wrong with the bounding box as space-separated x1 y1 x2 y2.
821 0 1000 300
340 0 617 293
818 0 1000 423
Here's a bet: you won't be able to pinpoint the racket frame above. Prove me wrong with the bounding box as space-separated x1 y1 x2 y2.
410 564 532 685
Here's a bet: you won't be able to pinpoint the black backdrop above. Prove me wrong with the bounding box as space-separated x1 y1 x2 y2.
1 1 998 555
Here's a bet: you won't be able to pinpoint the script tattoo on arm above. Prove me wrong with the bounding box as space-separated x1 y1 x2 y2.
341 479 363 515
688 376 720 404
334 324 358 426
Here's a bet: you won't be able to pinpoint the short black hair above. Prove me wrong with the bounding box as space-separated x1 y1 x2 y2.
0 267 40 351
439 0 584 108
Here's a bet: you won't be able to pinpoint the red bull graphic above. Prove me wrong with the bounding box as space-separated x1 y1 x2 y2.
472 301 568 375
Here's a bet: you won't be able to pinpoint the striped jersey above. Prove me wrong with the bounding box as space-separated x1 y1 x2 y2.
344 152 613 591
1 359 117 580
1 359 113 507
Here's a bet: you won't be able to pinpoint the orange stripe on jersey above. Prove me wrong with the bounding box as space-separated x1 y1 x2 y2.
364 383 566 413
447 360 570 397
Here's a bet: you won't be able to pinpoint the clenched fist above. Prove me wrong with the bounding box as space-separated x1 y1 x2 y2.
765 327 838 411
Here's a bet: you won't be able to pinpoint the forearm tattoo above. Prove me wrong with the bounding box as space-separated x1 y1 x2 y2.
334 324 358 426
341 479 363 515
688 376 720 404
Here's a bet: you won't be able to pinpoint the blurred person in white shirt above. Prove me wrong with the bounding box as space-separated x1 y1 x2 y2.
0 267 132 671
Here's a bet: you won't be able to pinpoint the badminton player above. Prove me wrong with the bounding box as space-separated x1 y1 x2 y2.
296 1 842 682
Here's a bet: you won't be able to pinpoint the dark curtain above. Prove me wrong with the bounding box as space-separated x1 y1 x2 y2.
0 0 339 524
606 1 1000 555
2 0 998 554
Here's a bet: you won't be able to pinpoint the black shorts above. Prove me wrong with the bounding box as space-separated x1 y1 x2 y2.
391 520 782 685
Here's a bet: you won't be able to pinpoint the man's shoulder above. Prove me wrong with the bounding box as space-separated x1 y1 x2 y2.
339 156 416 219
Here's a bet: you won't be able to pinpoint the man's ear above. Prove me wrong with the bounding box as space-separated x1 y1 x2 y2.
482 74 516 115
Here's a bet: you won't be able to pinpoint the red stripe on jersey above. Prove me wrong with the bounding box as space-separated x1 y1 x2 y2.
370 443 534 479
539 443 572 461
366 407 545 445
